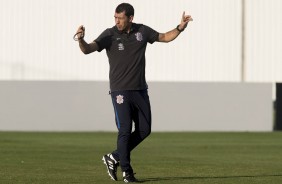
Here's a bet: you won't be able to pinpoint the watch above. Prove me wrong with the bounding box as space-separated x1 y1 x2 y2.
176 25 184 32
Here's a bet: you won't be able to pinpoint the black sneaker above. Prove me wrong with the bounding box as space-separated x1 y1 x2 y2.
123 171 138 183
102 154 119 181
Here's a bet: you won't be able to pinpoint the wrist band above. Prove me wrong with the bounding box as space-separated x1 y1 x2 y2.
176 25 184 32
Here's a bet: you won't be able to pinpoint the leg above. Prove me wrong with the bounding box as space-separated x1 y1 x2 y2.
111 90 152 158
129 90 152 151
110 91 134 172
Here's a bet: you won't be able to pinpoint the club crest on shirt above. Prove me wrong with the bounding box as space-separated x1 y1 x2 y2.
135 32 143 41
116 95 124 104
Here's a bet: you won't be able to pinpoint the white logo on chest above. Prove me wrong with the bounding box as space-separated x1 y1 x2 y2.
135 32 143 41
117 38 124 51
118 43 124 50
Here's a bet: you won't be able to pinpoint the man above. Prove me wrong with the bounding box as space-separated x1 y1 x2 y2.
75 3 193 183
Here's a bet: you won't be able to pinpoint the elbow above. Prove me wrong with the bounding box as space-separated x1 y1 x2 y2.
81 48 93 55
82 50 90 55
164 37 176 43
79 42 96 54
161 39 171 43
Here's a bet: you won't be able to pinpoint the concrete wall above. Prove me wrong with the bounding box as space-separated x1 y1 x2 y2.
0 81 273 131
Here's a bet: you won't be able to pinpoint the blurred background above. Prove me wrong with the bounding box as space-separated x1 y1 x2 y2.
0 0 281 131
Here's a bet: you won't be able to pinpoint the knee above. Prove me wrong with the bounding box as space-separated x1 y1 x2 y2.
118 131 131 140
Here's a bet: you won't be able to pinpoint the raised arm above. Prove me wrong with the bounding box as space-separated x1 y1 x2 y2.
158 12 193 43
75 25 99 54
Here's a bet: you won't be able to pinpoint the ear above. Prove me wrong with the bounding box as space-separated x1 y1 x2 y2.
129 15 134 23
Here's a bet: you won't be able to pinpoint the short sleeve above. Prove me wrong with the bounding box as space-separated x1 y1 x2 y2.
94 29 112 52
144 25 159 44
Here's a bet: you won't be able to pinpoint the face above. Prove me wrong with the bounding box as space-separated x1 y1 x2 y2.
114 11 133 32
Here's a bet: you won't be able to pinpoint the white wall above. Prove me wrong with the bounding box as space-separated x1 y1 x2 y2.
245 0 282 82
1 0 281 82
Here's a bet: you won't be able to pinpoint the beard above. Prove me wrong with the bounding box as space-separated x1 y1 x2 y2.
116 26 123 31
116 25 125 31
116 23 131 32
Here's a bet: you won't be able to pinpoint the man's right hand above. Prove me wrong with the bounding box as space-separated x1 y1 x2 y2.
76 25 85 40
76 25 99 54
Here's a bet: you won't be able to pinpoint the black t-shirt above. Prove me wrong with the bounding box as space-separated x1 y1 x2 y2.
94 23 159 91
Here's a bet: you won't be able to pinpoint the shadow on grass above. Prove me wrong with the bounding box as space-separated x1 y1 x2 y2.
140 174 282 182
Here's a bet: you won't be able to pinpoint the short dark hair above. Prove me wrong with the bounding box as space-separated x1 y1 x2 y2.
115 3 134 17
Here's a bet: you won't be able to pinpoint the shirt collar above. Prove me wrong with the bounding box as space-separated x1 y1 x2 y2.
114 23 137 34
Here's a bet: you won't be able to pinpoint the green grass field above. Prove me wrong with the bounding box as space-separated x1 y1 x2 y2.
1 132 282 184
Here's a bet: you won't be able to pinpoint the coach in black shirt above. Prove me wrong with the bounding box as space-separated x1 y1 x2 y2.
76 3 193 183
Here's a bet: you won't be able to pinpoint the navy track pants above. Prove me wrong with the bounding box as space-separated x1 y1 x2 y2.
110 90 152 172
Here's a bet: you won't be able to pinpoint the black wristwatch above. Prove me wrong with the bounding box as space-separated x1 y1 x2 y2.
176 25 184 32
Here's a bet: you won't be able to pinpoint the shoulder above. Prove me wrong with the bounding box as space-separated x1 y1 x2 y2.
103 27 115 35
99 26 117 36
136 24 158 34
133 24 158 36
133 23 143 29
133 23 150 31
134 23 159 43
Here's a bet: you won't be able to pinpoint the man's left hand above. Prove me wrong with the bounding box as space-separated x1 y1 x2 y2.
179 11 193 31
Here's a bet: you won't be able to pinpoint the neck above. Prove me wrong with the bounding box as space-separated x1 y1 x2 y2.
125 23 133 33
